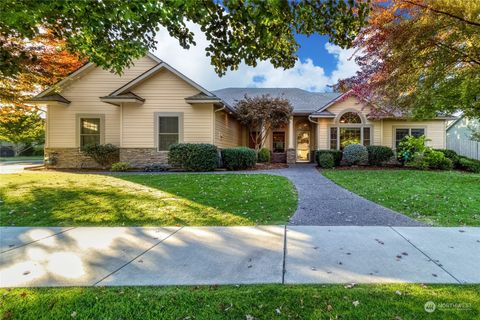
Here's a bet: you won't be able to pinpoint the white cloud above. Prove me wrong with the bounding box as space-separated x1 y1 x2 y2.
153 23 359 92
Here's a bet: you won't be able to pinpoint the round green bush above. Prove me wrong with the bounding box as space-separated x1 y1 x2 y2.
434 149 459 168
366 145 394 166
257 148 271 163
81 143 119 168
168 143 218 171
343 144 368 165
318 153 334 169
221 147 256 170
110 162 131 172
316 150 342 166
458 157 480 173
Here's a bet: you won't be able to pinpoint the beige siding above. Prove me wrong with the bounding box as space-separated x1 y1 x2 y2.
122 68 214 148
316 96 446 149
47 56 157 147
214 110 243 148
382 120 447 149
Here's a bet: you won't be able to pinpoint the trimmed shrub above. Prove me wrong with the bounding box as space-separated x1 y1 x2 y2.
222 147 256 170
168 143 218 171
366 145 394 166
143 164 171 172
343 144 368 165
316 150 342 167
110 162 131 172
434 149 460 167
258 148 271 163
82 143 119 168
458 157 480 173
407 149 453 170
318 153 334 169
396 135 428 163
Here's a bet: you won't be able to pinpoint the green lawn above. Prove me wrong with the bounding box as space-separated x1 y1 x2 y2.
0 172 297 226
322 169 480 226
0 156 43 161
1 284 478 319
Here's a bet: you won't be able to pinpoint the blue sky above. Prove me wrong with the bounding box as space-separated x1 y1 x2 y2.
153 23 359 92
296 34 339 76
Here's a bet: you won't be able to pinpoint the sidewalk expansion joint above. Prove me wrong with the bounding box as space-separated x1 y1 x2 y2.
0 227 77 254
389 226 462 284
92 226 184 286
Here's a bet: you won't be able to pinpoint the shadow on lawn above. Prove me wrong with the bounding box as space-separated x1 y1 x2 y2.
0 173 296 226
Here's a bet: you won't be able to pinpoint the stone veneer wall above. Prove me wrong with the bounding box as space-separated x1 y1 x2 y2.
119 148 168 168
44 148 102 169
286 148 296 164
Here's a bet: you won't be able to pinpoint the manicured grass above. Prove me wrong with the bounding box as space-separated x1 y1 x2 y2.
1 284 479 319
0 156 43 161
0 172 297 226
322 169 480 226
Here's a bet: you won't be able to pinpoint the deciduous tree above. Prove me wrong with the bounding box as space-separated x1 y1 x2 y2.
0 30 83 109
0 0 369 77
0 106 44 155
236 95 293 152
335 0 480 119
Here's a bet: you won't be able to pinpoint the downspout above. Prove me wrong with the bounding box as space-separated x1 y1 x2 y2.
213 104 226 145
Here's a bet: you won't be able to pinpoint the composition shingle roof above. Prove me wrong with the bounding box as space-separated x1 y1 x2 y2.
211 88 341 114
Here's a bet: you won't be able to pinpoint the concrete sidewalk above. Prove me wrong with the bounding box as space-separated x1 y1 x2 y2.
1 226 478 287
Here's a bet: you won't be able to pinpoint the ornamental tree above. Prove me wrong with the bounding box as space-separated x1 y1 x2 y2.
0 106 44 155
1 30 83 109
0 0 369 77
235 95 293 152
334 0 480 119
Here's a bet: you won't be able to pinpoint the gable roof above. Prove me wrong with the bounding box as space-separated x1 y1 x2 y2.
211 88 341 114
109 61 214 98
35 53 162 98
27 93 71 105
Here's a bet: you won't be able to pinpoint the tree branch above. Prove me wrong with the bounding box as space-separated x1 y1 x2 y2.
400 0 480 27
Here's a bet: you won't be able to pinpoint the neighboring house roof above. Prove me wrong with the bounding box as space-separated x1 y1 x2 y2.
211 88 341 114
27 93 71 105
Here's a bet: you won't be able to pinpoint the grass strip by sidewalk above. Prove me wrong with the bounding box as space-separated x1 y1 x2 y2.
1 284 479 319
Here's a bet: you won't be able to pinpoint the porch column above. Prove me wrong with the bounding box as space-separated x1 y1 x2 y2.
288 116 294 149
287 116 296 164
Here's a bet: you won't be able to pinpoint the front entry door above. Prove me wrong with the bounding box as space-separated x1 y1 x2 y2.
296 129 310 162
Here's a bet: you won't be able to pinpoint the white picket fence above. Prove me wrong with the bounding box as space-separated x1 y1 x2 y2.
447 136 480 160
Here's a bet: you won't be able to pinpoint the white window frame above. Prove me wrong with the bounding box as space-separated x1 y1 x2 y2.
154 112 184 152
393 126 427 149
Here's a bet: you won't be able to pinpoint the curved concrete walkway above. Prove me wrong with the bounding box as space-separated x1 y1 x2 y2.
265 164 424 226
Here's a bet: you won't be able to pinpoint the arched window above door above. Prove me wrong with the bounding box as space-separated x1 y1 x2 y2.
339 112 362 124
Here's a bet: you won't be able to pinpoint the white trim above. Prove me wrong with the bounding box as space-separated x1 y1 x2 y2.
185 99 221 104
392 126 427 149
100 97 144 105
36 53 162 98
37 63 95 98
111 62 214 97
335 109 367 124
327 125 373 150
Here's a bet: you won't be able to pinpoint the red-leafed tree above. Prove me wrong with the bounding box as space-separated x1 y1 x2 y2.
334 0 480 119
0 30 83 155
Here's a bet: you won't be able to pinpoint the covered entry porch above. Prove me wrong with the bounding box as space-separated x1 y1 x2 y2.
250 116 318 164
